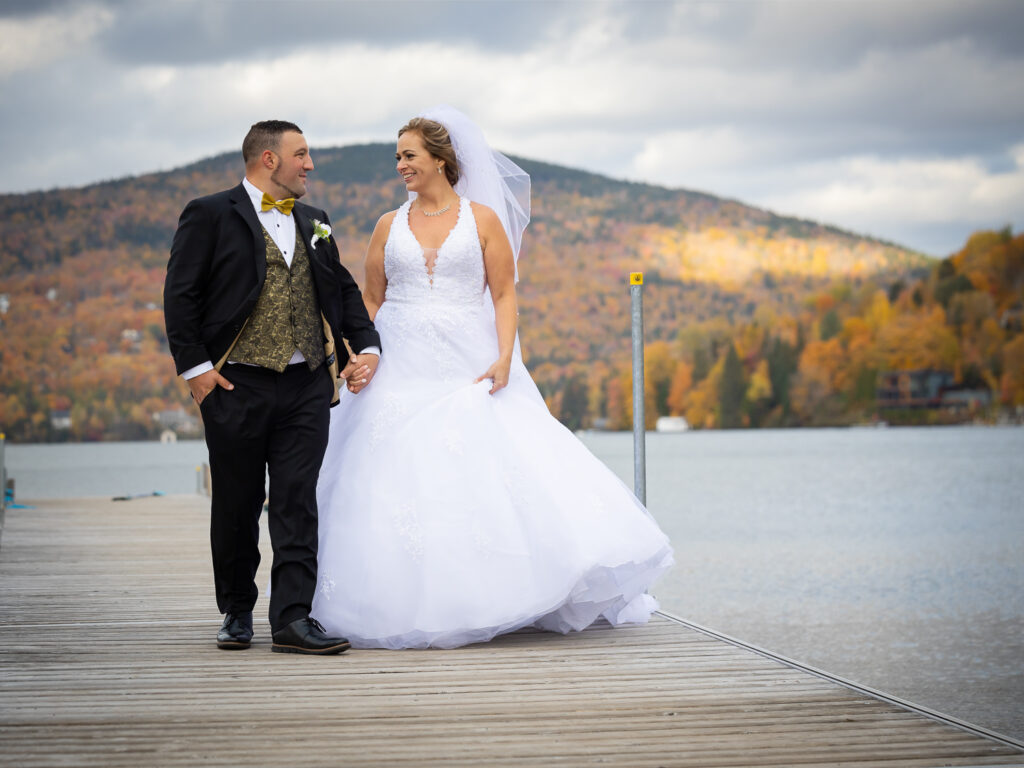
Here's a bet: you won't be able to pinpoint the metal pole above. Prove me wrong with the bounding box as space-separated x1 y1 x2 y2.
630 272 646 505
0 432 6 508
0 432 7 544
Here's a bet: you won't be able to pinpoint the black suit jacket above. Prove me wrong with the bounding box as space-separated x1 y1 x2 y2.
164 183 380 380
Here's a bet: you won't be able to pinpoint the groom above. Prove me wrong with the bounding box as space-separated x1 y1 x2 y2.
164 120 380 654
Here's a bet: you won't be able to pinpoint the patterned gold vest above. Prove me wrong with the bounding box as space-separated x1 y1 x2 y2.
230 227 325 372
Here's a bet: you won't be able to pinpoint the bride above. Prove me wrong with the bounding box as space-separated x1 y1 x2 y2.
312 105 673 649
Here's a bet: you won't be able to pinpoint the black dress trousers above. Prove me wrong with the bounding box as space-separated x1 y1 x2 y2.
199 361 334 632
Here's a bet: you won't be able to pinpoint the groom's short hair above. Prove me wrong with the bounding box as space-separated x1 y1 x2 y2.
243 120 303 166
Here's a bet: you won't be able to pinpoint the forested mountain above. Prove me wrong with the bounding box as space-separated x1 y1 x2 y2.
1 143 1020 441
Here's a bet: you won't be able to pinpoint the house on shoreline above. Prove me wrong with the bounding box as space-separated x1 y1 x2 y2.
876 369 991 413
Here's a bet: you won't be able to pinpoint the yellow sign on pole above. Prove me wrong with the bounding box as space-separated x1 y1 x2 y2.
629 272 643 285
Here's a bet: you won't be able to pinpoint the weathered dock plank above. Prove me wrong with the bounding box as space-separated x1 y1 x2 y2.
1 495 1022 767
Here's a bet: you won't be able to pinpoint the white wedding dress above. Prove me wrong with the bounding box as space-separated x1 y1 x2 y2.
312 197 674 649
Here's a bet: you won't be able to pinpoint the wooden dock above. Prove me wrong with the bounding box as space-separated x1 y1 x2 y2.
1 495 1022 767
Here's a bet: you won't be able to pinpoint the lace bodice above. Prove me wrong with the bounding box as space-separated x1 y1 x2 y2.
383 197 486 306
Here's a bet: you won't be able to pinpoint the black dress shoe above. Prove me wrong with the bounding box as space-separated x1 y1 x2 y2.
271 617 350 655
217 611 254 650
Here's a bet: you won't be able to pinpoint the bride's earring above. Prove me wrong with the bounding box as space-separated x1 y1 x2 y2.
437 165 443 175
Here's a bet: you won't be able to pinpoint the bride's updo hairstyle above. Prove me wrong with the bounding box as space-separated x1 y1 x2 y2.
399 117 460 187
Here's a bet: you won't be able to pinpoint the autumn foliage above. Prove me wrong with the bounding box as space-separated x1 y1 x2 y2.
0 144 1020 441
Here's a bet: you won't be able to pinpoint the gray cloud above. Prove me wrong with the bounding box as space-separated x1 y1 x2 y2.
0 0 72 17
83 0 579 64
1 0 1022 255
649 0 1024 69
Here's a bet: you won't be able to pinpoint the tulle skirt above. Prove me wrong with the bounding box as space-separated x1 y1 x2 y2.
312 298 674 649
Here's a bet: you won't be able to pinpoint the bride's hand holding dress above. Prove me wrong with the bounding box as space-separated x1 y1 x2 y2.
473 202 516 395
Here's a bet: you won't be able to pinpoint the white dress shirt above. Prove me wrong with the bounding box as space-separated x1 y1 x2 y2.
181 178 378 380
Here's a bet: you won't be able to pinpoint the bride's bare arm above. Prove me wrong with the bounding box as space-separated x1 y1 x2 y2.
363 212 394 321
474 203 517 395
340 212 394 395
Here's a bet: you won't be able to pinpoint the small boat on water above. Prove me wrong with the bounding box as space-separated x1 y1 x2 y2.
655 416 690 433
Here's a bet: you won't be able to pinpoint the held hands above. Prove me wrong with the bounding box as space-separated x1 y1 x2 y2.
340 353 380 394
188 369 234 405
475 357 512 395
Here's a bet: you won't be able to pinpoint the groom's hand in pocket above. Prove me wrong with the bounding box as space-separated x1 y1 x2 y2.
188 369 234 405
340 353 379 394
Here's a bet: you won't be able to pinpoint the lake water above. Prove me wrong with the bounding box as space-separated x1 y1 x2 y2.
4 426 1023 739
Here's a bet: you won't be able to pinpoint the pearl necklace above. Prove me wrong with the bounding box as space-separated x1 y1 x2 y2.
420 200 454 217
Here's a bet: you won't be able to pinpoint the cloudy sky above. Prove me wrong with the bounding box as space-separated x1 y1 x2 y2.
2 0 1022 256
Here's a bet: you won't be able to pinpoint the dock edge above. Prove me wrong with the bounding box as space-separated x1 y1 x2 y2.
655 609 1024 753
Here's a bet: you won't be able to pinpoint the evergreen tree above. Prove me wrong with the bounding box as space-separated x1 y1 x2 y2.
718 344 746 428
559 374 589 431
820 309 841 341
768 337 798 414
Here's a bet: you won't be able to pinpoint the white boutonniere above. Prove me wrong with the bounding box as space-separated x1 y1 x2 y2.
311 219 332 248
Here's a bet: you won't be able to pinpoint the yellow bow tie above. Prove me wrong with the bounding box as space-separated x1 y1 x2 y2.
260 192 295 215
